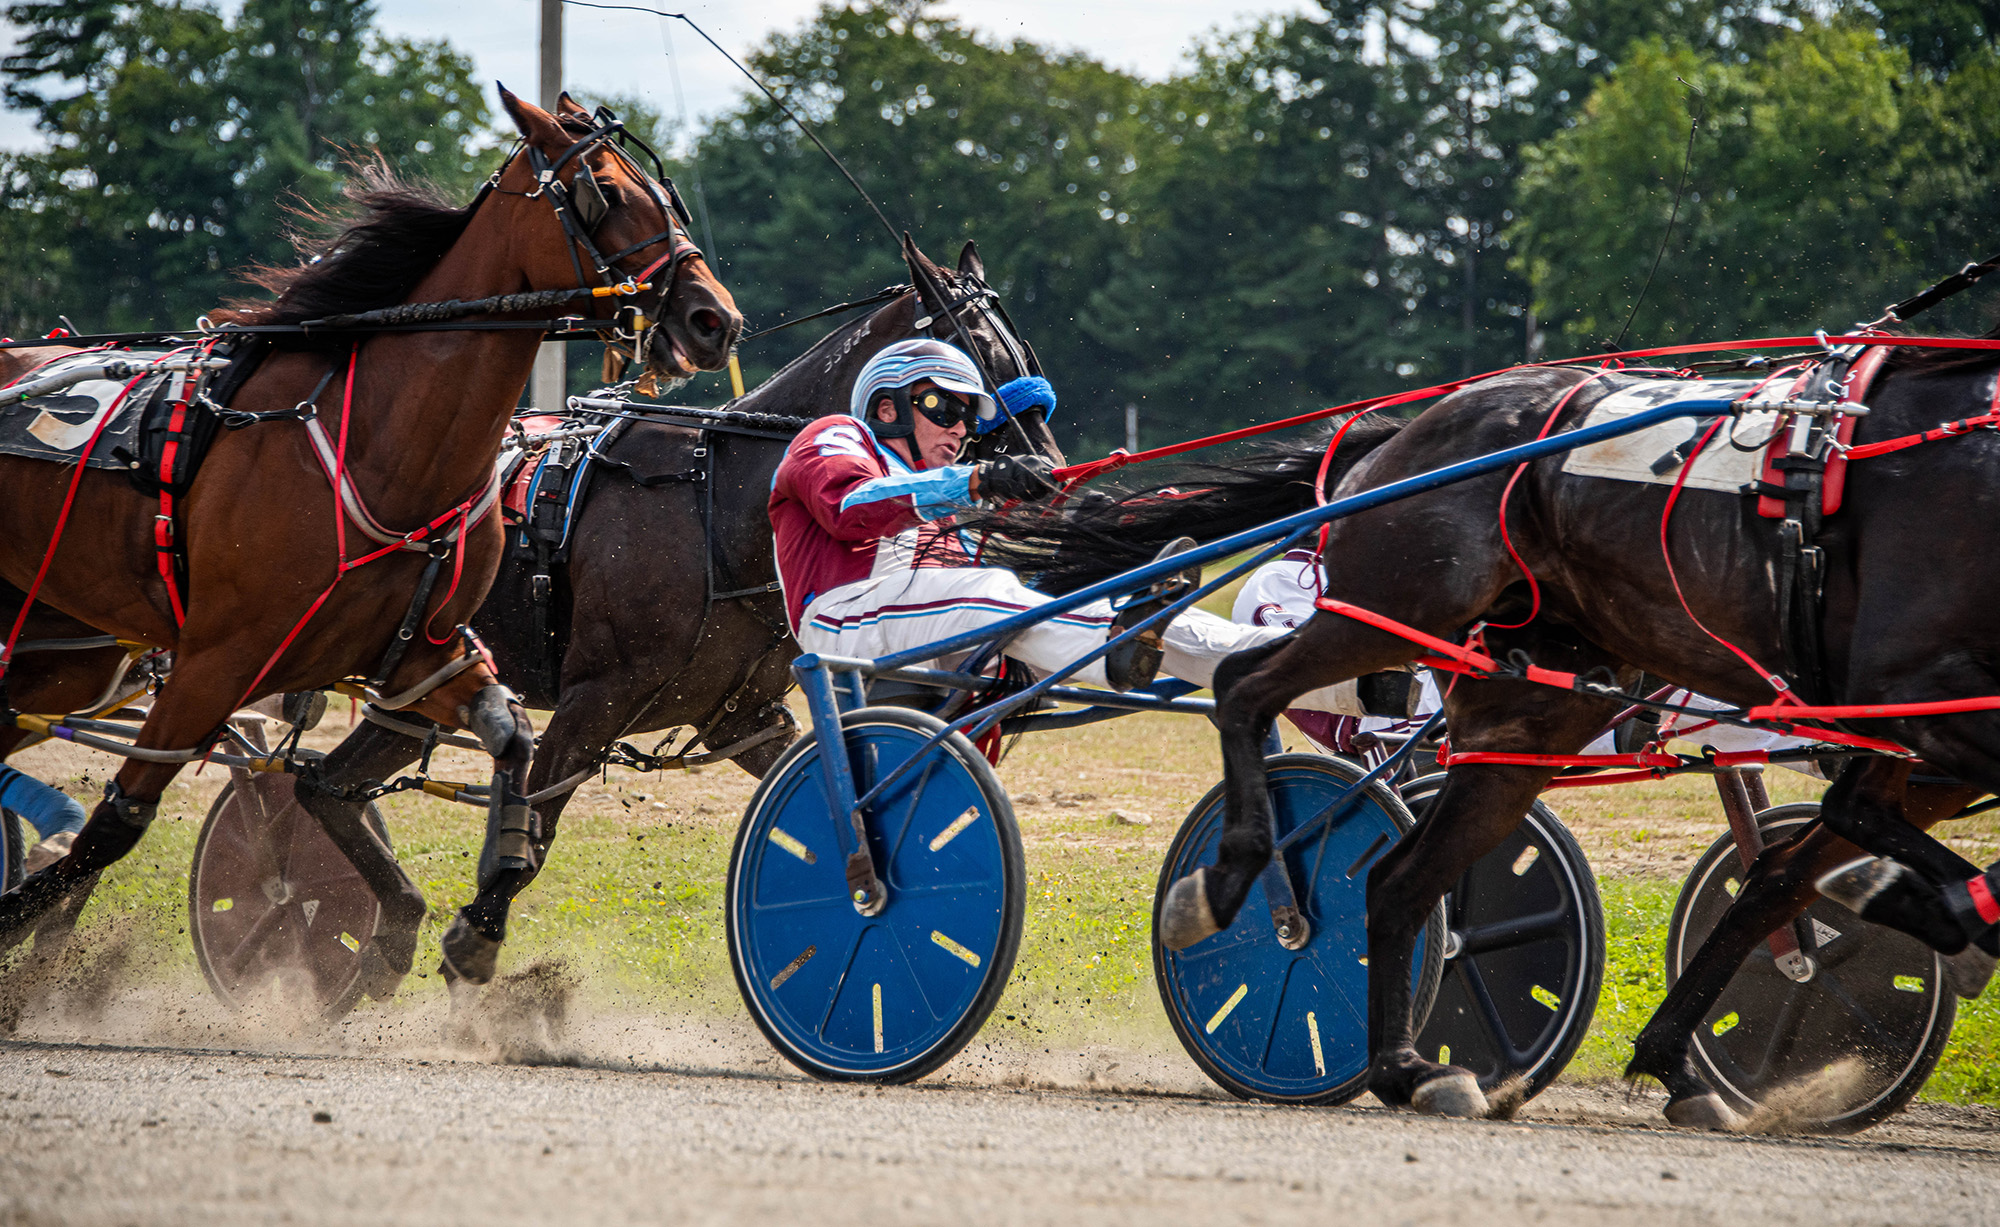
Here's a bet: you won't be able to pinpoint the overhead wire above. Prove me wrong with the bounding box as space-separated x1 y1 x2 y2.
561 0 903 247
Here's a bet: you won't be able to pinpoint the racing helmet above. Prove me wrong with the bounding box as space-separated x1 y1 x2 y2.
848 339 997 440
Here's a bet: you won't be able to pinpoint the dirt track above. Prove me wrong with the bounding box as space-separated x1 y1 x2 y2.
5 1010 1999 1227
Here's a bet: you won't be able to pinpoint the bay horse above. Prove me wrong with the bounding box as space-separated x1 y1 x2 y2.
984 344 2000 1127
0 88 742 993
287 237 1063 999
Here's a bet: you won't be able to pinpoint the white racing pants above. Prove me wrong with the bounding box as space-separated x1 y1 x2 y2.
798 567 1365 714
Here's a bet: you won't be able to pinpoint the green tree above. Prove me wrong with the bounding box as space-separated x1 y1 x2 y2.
1509 24 1958 348
0 0 491 334
681 1 1166 447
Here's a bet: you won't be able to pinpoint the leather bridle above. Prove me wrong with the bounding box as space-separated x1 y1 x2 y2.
485 106 711 364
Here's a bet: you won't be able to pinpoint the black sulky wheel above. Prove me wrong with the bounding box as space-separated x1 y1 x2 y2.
188 775 390 1018
1403 773 1605 1101
1666 802 1956 1133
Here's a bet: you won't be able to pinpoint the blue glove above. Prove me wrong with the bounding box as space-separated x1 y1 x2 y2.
983 376 1057 435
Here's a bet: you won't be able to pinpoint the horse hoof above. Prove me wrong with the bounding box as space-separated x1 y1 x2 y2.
438 915 501 986
1158 869 1221 950
1663 1092 1741 1131
1410 1071 1488 1118
356 931 418 1001
1943 944 1997 999
1816 856 1901 913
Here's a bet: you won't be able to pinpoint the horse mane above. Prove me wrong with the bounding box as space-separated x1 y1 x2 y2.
731 289 917 417
960 414 1407 595
1879 317 2000 377
208 156 478 328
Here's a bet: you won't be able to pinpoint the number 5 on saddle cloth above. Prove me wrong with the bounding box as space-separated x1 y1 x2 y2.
0 343 267 622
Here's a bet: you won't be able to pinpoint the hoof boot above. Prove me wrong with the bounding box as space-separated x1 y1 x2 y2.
1942 944 1997 1000
1158 868 1221 950
438 915 502 986
1410 1071 1488 1118
1663 1092 1741 1131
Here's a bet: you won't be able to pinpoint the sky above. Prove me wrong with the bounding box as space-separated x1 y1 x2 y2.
0 0 1307 151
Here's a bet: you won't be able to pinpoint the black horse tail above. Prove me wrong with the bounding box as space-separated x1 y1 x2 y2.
960 412 1407 594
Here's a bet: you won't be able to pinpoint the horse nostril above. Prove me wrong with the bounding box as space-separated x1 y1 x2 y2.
688 307 724 343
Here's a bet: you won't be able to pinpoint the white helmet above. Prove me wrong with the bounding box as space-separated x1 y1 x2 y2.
848 339 997 439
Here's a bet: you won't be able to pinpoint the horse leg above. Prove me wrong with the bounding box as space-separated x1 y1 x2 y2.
405 673 535 989
1814 757 1977 884
1160 619 1423 947
1629 782 1980 1128
1814 715 2000 957
291 717 428 1000
438 674 636 986
1363 759 1579 1114
0 645 166 955
1368 635 1626 1114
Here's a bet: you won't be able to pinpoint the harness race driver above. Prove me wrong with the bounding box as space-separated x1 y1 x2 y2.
769 338 1368 714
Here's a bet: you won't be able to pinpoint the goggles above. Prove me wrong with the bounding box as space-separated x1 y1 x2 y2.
911 385 998 431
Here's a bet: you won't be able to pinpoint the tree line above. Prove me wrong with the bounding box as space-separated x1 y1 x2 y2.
5 0 1999 454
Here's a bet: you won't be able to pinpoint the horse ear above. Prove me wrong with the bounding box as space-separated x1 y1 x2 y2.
957 241 985 281
903 232 944 300
902 231 939 276
498 84 567 148
555 91 593 120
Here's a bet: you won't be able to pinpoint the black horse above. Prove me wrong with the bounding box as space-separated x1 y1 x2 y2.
294 236 1064 1002
984 345 2000 1128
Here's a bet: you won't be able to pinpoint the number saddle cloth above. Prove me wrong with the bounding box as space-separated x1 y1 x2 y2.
1559 365 1876 519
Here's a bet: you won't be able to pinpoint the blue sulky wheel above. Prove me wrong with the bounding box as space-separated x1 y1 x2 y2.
726 706 1024 1083
1154 754 1444 1104
1 809 22 892
1402 773 1605 1101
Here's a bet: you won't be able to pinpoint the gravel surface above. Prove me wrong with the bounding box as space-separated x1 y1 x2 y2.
4 1022 1998 1226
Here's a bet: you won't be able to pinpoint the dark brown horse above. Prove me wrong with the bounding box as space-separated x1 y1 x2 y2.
994 348 2000 1127
287 237 1064 1000
0 88 742 986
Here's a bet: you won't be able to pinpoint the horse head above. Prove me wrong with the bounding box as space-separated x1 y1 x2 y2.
498 88 742 382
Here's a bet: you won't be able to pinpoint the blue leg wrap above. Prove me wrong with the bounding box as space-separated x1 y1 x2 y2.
0 765 88 841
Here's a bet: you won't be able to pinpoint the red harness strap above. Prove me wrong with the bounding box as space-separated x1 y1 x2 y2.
0 357 164 680
1314 594 1923 755
234 349 496 707
152 346 218 627
1049 333 2000 492
1844 364 2000 461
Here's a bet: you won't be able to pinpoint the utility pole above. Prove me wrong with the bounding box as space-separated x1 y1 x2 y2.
531 0 567 411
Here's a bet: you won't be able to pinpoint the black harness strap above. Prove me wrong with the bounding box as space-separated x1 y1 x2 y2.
1772 350 1858 706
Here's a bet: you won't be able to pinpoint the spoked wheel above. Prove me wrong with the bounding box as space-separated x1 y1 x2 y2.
1402 773 1604 1099
1154 754 1444 1104
188 776 388 1018
726 706 1025 1083
1667 802 1955 1133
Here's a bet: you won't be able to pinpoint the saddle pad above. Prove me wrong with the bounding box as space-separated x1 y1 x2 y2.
0 349 180 468
498 416 617 555
1560 376 1788 494
498 415 569 522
